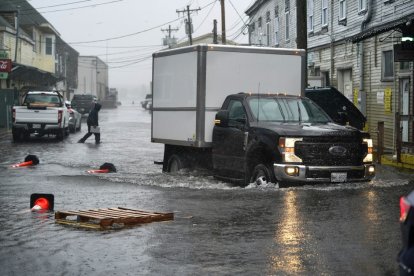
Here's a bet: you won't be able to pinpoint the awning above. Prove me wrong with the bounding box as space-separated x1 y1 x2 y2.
350 14 414 43
10 63 58 85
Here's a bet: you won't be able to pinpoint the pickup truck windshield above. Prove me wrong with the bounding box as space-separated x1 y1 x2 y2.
248 97 331 123
24 94 62 107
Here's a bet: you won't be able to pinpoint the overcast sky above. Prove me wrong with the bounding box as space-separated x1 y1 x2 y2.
29 0 255 95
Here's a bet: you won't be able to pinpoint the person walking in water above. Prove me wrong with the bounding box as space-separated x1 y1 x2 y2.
78 102 101 144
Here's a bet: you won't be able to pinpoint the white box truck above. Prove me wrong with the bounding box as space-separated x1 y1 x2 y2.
152 44 375 186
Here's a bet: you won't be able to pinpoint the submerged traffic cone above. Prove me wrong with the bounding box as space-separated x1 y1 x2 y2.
12 155 39 168
30 193 54 212
87 163 116 174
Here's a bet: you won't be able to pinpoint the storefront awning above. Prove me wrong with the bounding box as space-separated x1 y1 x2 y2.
350 15 414 43
10 63 58 85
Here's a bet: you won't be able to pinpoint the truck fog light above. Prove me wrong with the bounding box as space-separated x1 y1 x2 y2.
285 166 299 176
368 165 375 174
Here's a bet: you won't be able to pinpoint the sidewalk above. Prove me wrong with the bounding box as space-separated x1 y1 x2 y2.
381 154 414 170
0 128 11 140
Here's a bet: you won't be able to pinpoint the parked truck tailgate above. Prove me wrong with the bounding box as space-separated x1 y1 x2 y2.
15 108 59 124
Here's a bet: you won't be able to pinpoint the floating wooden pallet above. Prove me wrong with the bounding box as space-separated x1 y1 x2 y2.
55 207 174 230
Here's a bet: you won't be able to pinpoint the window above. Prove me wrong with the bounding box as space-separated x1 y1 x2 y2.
258 17 262 28
45 37 53 55
321 0 328 26
285 12 290 41
339 0 346 20
382 50 394 80
32 30 37 52
266 11 271 23
285 0 290 11
274 16 279 45
400 62 410 70
274 5 279 17
228 100 246 125
308 0 314 32
266 22 271 46
358 0 367 12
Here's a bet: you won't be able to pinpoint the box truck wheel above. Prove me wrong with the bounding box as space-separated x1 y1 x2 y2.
167 154 187 173
249 164 276 186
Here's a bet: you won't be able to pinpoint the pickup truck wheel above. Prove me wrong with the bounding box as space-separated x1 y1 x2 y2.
12 129 21 142
56 129 65 140
250 164 276 186
167 154 187 173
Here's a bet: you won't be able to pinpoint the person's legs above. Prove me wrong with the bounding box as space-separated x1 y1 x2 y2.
94 133 100 144
78 125 92 143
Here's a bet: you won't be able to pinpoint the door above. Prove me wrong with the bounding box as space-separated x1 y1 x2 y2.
400 78 410 142
212 99 248 177
0 89 18 129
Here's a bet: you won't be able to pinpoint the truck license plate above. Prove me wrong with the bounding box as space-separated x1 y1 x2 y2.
331 172 347 183
32 124 41 129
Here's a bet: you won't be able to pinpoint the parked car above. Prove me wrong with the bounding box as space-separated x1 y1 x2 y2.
65 101 82 133
398 190 414 275
140 94 152 109
12 91 69 141
305 87 367 130
71 94 97 115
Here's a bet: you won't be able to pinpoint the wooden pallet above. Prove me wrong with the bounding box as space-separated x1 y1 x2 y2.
55 207 174 230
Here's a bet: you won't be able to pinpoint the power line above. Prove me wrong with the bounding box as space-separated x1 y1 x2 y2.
23 0 93 11
193 0 217 33
68 16 185 44
21 0 124 15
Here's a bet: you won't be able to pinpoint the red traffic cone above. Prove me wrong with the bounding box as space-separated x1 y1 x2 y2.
87 163 116 174
30 194 54 211
11 155 39 168
87 169 109 174
12 160 33 168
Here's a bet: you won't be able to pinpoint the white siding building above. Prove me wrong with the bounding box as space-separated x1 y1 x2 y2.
75 56 108 101
246 0 414 152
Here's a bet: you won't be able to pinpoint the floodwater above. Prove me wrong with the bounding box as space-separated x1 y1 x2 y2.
0 105 413 275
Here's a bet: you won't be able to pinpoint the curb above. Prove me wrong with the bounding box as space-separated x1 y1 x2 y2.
0 129 11 141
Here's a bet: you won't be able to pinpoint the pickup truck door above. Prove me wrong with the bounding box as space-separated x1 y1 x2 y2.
213 99 248 175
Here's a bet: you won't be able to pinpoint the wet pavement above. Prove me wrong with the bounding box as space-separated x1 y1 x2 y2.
0 105 413 275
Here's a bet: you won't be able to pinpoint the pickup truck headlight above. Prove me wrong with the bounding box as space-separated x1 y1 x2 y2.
279 137 303 163
363 138 373 163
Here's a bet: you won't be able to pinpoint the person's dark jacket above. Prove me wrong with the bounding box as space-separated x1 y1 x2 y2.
87 103 101 126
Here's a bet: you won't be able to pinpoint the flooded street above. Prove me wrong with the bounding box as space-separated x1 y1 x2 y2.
0 105 413 275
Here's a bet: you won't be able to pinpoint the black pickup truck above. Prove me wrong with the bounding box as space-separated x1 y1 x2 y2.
211 93 375 186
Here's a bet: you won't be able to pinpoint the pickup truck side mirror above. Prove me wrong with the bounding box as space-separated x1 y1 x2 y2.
215 110 229 127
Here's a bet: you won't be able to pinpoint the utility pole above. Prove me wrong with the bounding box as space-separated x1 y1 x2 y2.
14 6 20 62
161 25 179 48
220 0 226 44
213 19 218 44
176 5 200 45
296 0 307 87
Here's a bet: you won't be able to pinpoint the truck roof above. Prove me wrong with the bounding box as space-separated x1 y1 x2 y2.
26 91 60 95
230 92 302 100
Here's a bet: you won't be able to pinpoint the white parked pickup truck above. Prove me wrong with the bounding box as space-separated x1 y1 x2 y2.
12 91 70 141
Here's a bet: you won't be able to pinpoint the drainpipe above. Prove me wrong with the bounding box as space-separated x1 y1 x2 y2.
359 0 373 116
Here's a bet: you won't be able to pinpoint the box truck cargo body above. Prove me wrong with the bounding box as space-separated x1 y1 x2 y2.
151 44 306 148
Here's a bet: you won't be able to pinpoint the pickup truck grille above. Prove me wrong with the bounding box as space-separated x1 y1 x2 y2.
295 138 367 166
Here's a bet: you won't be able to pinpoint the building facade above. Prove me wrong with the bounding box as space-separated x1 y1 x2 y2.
76 56 108 101
0 0 79 129
246 0 414 153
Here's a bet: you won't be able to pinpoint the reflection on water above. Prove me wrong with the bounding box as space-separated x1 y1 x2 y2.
269 190 306 274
